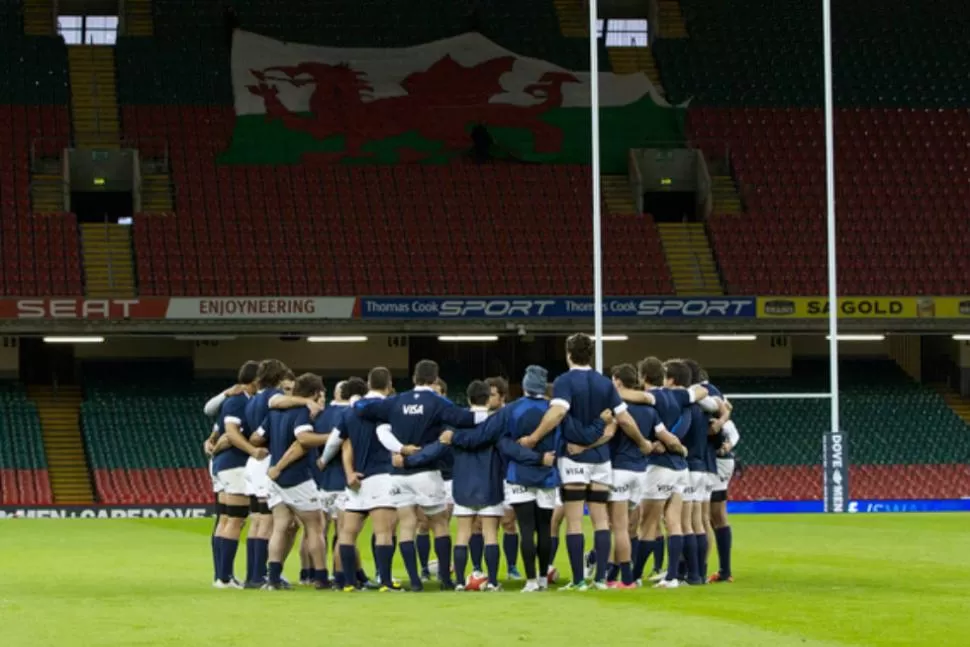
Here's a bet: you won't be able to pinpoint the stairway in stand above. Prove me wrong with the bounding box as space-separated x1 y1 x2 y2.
30 385 93 505
932 384 970 428
124 0 154 36
68 46 121 149
552 0 586 37
22 0 54 35
607 48 664 95
712 175 743 213
602 175 638 214
80 223 136 298
657 222 723 295
141 173 174 211
31 174 65 213
657 0 689 39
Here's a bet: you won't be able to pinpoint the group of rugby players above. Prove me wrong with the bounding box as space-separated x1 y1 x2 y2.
203 332 739 592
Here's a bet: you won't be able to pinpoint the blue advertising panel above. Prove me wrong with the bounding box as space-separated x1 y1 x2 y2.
358 296 756 319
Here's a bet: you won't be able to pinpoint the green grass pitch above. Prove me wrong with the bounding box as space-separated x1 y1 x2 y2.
1 513 968 646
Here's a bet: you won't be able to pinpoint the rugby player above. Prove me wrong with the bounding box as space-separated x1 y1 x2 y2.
330 367 401 591
499 365 581 592
486 376 522 580
211 361 264 588
261 373 329 590
519 333 643 590
396 381 512 591
203 372 253 585
359 359 487 591
415 377 452 581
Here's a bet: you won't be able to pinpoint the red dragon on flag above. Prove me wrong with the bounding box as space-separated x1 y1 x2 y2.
246 55 579 160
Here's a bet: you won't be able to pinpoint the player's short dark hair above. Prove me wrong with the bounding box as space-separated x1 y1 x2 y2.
610 363 639 389
637 356 665 387
434 377 448 396
237 360 260 384
663 360 691 388
413 359 439 386
368 366 392 391
485 376 508 399
341 377 368 399
682 358 702 385
293 372 324 398
466 380 490 407
565 333 594 366
282 369 296 382
257 359 290 389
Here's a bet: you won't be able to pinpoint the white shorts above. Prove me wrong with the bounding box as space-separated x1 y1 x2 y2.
393 471 447 515
684 470 713 503
344 474 404 512
453 502 505 517
443 479 454 505
214 466 246 496
244 456 271 499
712 458 735 493
268 479 322 513
319 489 346 517
644 465 688 501
209 460 223 494
609 469 647 506
558 457 612 487
504 481 559 510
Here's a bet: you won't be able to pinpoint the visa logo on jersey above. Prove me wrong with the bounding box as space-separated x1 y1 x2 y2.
403 404 425 415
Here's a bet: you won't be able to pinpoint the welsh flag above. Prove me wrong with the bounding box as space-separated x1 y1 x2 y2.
221 31 685 171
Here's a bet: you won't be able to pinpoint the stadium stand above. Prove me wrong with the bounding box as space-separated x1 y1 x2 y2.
0 383 53 505
654 0 970 296
116 0 674 297
0 1 82 297
80 362 218 505
720 360 970 500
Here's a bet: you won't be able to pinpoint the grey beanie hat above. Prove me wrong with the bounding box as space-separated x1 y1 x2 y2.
522 365 548 395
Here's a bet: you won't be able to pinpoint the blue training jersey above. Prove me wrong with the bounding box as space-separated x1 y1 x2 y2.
611 402 662 472
341 395 394 479
684 402 710 473
246 387 283 435
265 407 316 489
312 402 349 491
358 386 480 474
212 393 254 472
702 382 727 472
647 387 691 471
552 367 626 464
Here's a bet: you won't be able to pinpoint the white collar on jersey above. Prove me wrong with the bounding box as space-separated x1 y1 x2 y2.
570 365 593 371
329 400 350 407
469 405 490 413
414 385 435 392
364 390 386 399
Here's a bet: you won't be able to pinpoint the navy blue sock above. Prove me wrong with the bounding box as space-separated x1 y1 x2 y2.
503 533 519 571
684 534 700 582
485 544 500 586
340 544 357 589
221 538 239 583
299 568 308 582
697 533 710 580
654 535 665 571
630 538 640 569
454 545 468 584
416 533 431 572
633 538 652 580
620 561 634 585
371 534 379 574
356 568 369 584
434 536 453 584
255 538 269 582
245 538 256 583
665 535 683 582
549 536 560 566
399 540 422 589
333 570 345 587
268 561 283 585
314 567 328 587
714 526 733 577
606 562 619 582
211 535 221 581
469 533 484 571
566 533 585 585
593 529 611 582
376 544 394 587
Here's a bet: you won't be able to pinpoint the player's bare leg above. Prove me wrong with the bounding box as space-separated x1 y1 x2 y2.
265 504 293 589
